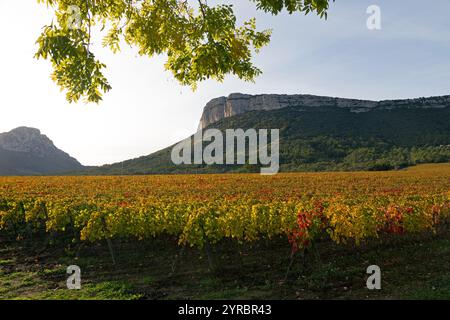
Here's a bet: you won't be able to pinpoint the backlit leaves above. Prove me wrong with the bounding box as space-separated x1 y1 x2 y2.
35 0 333 103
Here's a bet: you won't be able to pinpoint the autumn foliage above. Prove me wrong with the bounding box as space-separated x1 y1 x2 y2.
0 164 449 251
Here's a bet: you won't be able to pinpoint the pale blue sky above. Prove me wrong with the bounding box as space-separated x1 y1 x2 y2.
1 0 449 165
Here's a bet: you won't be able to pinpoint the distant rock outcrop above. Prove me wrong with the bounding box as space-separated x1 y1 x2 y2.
0 127 83 175
199 93 450 128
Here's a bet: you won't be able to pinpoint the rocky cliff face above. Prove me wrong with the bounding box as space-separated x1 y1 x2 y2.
0 127 83 175
199 93 450 128
0 127 60 156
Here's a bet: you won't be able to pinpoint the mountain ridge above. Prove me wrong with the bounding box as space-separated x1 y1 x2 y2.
0 127 83 175
199 93 450 128
3 93 450 176
85 93 450 175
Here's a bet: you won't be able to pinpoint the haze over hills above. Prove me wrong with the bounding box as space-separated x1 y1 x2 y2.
87 93 450 175
0 127 83 175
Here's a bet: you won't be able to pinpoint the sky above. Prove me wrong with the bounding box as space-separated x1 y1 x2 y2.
1 0 450 166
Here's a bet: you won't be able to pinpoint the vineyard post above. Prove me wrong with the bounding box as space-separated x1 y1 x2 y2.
234 240 244 273
76 242 85 259
310 242 322 266
284 251 296 282
33 203 57 255
170 245 186 276
198 221 217 272
284 248 309 282
204 238 216 272
106 238 116 265
100 216 116 265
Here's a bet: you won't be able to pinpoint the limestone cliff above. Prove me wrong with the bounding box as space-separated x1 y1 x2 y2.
198 93 450 129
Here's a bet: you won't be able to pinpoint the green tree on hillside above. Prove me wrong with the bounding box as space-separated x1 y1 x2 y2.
35 0 333 103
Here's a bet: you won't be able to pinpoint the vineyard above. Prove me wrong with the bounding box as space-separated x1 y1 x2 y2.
0 164 449 299
1 164 449 254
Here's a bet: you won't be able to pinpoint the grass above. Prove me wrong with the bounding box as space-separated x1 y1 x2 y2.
0 227 449 300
